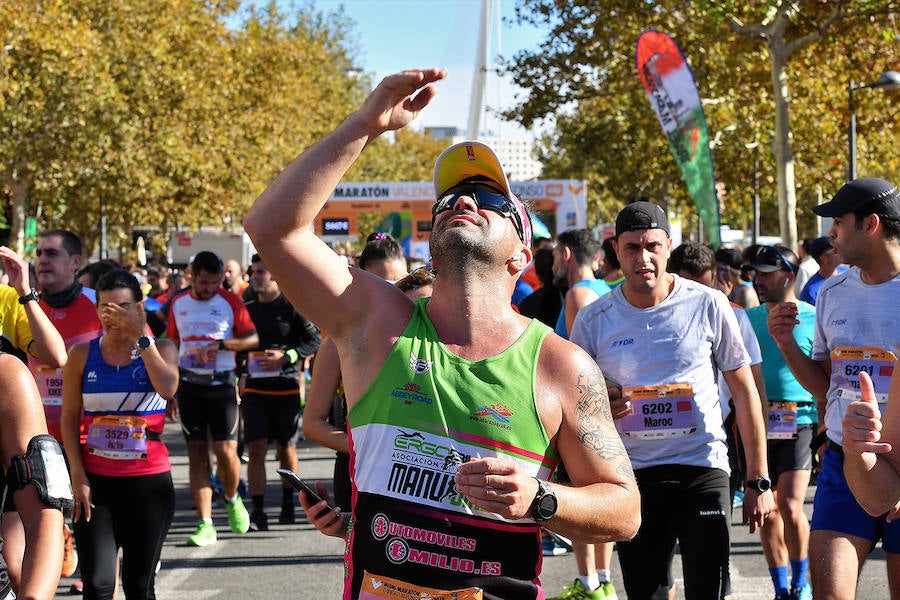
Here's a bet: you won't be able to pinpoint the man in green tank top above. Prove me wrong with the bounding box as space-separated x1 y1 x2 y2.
245 69 641 600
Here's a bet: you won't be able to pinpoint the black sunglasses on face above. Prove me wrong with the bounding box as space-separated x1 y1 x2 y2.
432 184 526 244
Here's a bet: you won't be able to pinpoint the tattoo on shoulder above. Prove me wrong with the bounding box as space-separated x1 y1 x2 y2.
575 372 636 483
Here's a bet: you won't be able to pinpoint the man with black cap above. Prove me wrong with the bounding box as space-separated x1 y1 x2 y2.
797 236 846 306
244 69 640 600
768 177 900 598
570 201 773 599
746 245 817 599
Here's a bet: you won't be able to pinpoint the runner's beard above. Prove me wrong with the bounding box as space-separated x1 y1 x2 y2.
429 222 497 270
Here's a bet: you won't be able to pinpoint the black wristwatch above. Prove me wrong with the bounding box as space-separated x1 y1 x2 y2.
136 335 155 351
746 476 772 493
530 478 558 522
17 289 39 304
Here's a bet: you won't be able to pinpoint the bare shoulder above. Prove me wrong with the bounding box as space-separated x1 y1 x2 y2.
64 342 90 370
0 354 46 460
0 353 33 392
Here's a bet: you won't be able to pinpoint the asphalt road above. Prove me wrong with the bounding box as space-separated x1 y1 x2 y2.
55 421 890 599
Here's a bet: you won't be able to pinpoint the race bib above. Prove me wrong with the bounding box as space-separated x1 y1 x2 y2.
619 384 697 439
179 341 216 373
34 365 64 407
87 416 149 460
830 346 896 403
767 402 798 440
359 571 482 600
247 351 281 378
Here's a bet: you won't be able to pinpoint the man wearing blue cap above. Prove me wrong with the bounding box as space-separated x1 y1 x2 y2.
570 201 773 599
797 236 846 306
768 177 900 598
244 69 640 600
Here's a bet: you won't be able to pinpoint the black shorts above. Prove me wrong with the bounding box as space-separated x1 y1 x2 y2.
618 465 731 600
177 381 240 442
241 390 301 446
768 423 814 484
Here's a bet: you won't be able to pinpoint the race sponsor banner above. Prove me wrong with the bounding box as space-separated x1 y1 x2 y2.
636 30 721 248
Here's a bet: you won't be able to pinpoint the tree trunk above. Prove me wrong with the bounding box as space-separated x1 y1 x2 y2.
7 168 28 255
769 48 798 252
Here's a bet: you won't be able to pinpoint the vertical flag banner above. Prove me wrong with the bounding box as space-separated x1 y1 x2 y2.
636 30 721 248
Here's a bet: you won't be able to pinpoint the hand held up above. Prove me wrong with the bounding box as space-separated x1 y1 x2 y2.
843 371 892 456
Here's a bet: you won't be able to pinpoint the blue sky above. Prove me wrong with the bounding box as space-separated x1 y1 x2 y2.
309 0 548 138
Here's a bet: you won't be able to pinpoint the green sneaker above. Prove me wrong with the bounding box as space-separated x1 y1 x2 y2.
598 581 617 600
547 579 605 600
226 495 250 534
187 520 217 547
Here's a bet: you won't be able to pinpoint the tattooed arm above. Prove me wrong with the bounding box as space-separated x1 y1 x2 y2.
542 338 640 542
453 334 640 542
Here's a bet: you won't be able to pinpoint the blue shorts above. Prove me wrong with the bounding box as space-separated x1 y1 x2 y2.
811 445 900 553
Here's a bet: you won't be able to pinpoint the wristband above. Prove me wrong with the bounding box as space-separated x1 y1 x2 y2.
285 349 299 365
218 339 226 350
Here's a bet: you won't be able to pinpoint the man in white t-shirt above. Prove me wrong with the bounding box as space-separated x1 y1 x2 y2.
570 202 773 599
768 177 900 598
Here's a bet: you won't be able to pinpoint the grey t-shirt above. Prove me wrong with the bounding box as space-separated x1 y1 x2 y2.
570 275 750 472
812 267 900 444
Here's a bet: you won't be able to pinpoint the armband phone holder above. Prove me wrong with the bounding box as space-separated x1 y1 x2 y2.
6 434 74 510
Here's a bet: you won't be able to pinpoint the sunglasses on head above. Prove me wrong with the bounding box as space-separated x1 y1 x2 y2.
432 182 527 245
756 246 795 273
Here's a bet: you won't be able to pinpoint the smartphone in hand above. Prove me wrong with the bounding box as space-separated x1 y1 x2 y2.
276 468 333 512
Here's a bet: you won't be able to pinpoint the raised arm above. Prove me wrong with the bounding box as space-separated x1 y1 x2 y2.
243 69 446 338
843 359 900 515
767 302 829 402
0 245 67 368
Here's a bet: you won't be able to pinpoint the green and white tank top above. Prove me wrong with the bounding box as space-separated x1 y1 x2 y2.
345 298 556 600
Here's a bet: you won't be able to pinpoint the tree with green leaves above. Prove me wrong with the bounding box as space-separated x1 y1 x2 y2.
503 1 898 249
1 0 444 259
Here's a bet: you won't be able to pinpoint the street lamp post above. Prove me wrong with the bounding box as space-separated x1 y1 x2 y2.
847 71 900 182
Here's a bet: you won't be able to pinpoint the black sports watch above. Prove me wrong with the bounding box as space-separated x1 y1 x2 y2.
530 478 558 522
746 475 772 493
136 335 155 350
17 289 39 304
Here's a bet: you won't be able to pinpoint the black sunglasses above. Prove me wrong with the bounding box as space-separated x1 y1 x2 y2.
432 183 526 245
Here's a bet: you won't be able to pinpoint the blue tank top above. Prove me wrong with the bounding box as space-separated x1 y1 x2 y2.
554 279 612 338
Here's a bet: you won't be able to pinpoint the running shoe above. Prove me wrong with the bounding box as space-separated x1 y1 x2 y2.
187 520 218 547
62 523 78 577
279 502 296 525
597 581 617 600
249 510 269 532
226 495 250 534
732 489 744 508
790 583 812 600
547 579 605 599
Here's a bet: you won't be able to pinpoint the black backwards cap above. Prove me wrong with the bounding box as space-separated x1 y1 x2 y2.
813 177 900 218
807 236 834 262
615 201 670 238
